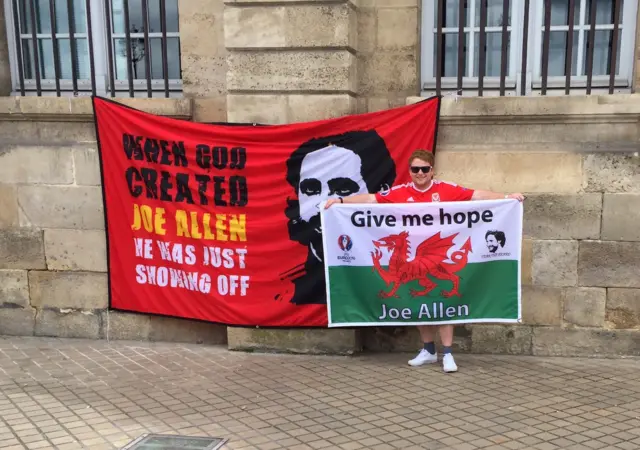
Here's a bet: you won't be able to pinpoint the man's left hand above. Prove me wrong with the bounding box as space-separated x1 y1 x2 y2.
507 193 525 202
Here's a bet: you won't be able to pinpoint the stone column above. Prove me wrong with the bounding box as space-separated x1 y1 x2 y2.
178 0 228 121
357 0 420 113
223 0 360 355
224 0 357 124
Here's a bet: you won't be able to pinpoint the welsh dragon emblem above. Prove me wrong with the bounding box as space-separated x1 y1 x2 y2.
371 231 472 299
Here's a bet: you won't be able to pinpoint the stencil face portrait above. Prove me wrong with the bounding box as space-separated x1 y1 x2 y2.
485 230 506 254
283 130 396 305
297 145 368 261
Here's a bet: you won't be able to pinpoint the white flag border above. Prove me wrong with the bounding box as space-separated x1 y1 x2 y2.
320 198 524 328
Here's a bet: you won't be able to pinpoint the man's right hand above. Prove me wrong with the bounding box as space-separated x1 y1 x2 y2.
324 198 341 209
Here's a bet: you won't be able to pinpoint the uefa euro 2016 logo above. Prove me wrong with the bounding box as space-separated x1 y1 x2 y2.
338 235 353 252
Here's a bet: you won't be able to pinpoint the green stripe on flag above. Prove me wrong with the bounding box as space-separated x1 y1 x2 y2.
328 260 519 325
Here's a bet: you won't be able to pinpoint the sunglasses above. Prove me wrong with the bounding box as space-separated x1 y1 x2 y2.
410 166 432 174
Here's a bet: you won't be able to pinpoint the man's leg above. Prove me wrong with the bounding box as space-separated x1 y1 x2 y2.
438 324 458 373
408 325 438 366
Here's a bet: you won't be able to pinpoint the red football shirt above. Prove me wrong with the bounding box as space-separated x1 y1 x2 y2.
374 180 474 204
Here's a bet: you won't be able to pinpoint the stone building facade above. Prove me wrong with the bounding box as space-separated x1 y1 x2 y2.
0 0 639 357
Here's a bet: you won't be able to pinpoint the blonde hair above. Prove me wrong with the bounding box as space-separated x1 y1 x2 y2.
408 149 434 166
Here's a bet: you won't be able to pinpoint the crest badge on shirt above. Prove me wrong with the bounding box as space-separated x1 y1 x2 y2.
431 193 440 202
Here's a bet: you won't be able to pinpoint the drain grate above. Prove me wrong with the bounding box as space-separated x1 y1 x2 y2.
121 434 227 450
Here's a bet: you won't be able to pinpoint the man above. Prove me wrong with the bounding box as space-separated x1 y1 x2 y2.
486 230 506 254
284 130 396 305
325 149 524 373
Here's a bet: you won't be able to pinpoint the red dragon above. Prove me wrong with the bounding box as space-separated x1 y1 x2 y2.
371 231 472 299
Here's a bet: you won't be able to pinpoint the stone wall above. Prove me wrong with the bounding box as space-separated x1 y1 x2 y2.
0 95 639 356
0 97 227 345
361 95 640 358
179 0 228 122
223 0 357 124
356 0 420 113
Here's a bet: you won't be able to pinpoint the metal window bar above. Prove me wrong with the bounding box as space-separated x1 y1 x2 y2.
67 0 78 94
456 0 464 94
520 0 529 96
585 0 598 94
48 0 61 96
141 0 152 97
499 0 509 95
478 0 487 96
160 0 169 97
432 0 624 96
609 0 622 94
435 0 444 96
104 0 116 96
28 0 41 94
565 0 576 94
10 0 179 97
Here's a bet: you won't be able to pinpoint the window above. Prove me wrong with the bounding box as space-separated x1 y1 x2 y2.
4 0 182 96
420 0 638 96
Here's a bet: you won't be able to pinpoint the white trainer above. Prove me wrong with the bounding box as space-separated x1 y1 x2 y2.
442 353 458 373
408 349 438 366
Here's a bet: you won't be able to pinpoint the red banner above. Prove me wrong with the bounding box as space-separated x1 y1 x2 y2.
93 96 441 327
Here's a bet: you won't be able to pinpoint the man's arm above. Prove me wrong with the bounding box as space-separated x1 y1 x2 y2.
471 190 525 201
324 193 377 209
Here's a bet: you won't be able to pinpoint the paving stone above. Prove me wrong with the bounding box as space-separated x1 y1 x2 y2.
0 336 637 449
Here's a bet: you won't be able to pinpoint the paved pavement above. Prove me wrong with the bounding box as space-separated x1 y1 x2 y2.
0 337 639 450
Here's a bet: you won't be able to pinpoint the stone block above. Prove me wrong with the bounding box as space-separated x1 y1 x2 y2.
435 152 583 194
149 316 227 345
227 327 360 355
532 240 578 287
376 7 418 49
0 270 29 308
29 271 108 310
361 326 420 352
367 98 390 112
180 0 225 59
521 238 533 285
521 286 563 326
583 153 640 193
563 287 606 327
523 194 602 239
357 9 376 53
226 0 357 4
361 325 471 353
359 52 418 96
0 184 19 227
35 309 101 339
228 51 356 92
72 147 102 186
0 146 73 184
227 94 288 124
44 229 107 272
17 186 104 230
606 288 640 329
193 97 227 123
0 229 45 270
102 311 151 341
602 194 640 241
0 308 36 336
0 121 95 145
470 325 533 355
287 94 356 123
182 55 227 97
224 4 353 49
532 327 640 357
578 241 640 288
360 0 418 5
